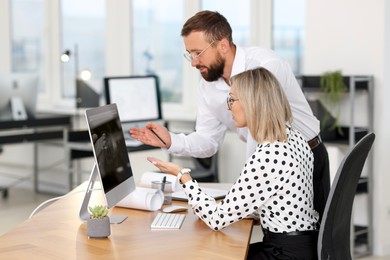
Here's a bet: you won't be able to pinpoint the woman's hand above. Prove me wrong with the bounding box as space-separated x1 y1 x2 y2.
147 157 182 176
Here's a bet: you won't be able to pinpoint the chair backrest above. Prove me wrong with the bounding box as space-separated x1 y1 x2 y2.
190 153 219 182
318 132 375 260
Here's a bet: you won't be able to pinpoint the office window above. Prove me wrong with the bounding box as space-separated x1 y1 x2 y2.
201 0 251 46
132 0 184 103
273 0 305 74
61 0 105 98
11 0 45 93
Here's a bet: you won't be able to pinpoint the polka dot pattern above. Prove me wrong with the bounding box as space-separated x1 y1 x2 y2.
182 127 319 232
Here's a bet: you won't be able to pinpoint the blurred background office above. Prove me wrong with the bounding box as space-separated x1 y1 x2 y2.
0 0 389 258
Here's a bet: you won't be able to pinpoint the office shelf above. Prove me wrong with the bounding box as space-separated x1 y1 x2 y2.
298 75 374 257
356 177 368 194
319 126 368 145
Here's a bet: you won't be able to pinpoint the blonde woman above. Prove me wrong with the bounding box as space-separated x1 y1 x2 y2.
148 67 319 259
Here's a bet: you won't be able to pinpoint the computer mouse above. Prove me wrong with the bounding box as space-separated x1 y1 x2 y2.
162 205 188 213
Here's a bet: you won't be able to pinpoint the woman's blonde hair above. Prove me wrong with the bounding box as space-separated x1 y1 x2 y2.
230 67 292 143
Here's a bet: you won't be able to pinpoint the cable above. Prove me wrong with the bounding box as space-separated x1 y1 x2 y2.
29 188 102 219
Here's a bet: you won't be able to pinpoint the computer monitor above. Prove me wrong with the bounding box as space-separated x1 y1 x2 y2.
76 79 100 108
79 103 136 223
0 73 38 120
104 75 162 123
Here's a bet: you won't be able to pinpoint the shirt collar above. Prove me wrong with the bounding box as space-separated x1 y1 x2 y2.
230 45 246 79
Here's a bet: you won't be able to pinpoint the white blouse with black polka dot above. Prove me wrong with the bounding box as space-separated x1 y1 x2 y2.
182 127 319 232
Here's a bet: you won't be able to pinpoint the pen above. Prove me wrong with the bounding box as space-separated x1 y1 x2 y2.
149 128 167 145
161 176 167 192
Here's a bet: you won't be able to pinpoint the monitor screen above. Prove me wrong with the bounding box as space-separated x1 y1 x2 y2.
81 103 135 222
0 73 38 120
104 75 162 122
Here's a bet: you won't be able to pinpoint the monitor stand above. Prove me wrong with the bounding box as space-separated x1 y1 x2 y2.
79 164 128 224
10 96 28 120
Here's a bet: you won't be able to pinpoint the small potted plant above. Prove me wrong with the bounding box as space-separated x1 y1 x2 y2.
319 70 346 136
87 205 111 238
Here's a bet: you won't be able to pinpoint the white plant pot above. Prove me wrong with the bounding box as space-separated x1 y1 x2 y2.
87 217 111 238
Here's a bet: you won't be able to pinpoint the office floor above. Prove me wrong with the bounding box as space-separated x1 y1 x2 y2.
0 187 54 235
0 186 389 260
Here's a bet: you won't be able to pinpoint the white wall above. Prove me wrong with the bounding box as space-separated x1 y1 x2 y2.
0 0 11 73
304 0 390 255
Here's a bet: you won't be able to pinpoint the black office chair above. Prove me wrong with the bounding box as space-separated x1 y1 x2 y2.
318 132 375 260
190 153 219 182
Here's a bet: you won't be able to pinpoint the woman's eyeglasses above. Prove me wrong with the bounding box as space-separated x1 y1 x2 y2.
227 96 239 110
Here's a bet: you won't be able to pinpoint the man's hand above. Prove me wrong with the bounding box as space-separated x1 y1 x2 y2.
130 122 171 148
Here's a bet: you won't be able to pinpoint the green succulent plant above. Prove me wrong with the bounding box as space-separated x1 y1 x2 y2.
88 205 109 219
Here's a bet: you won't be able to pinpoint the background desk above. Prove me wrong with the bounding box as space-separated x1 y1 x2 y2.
0 183 254 259
0 114 71 196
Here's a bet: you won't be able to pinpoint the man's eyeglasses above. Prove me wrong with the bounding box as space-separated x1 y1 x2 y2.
183 41 215 62
227 96 239 110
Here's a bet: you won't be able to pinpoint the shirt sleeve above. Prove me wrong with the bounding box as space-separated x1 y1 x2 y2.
167 80 228 158
182 143 295 231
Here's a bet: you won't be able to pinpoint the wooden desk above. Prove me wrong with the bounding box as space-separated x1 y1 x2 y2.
0 183 253 259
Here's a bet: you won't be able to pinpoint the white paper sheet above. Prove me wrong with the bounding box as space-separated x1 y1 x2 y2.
116 187 164 211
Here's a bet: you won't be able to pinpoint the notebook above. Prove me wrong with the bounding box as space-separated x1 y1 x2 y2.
104 75 165 146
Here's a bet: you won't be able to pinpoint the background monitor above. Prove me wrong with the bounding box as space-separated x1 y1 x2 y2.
80 103 136 223
104 75 162 122
76 79 100 108
0 73 38 120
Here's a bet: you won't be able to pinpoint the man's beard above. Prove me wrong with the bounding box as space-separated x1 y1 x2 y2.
198 54 225 82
